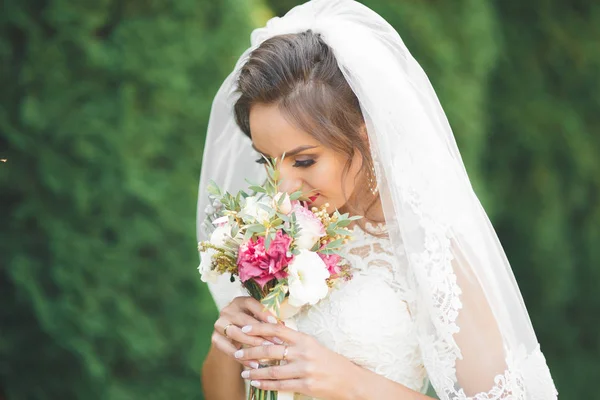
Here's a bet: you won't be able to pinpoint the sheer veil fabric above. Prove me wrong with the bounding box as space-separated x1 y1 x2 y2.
196 1 558 398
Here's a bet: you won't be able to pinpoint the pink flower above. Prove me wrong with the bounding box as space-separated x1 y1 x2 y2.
318 253 342 276
292 203 326 250
237 230 293 288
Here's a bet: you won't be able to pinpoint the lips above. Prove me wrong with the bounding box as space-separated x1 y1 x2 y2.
308 194 320 203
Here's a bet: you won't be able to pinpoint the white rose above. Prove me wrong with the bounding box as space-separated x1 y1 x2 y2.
198 248 218 283
287 250 330 307
273 192 293 214
293 204 325 250
210 223 232 247
241 196 271 224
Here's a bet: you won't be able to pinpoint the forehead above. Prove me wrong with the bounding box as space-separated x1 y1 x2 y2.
249 103 319 155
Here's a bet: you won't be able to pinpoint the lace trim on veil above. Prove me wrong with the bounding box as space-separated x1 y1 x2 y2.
402 186 557 400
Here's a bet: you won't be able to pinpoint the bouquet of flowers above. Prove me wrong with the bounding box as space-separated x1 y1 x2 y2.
198 158 359 400
198 157 358 315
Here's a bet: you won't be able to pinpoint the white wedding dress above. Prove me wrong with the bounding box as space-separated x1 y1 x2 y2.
290 224 428 400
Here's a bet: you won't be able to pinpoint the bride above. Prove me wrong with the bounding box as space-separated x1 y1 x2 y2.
197 1 557 399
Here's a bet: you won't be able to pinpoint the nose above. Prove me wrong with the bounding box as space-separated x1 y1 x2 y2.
277 165 303 194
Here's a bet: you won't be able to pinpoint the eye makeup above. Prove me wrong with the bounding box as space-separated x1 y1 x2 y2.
293 159 316 168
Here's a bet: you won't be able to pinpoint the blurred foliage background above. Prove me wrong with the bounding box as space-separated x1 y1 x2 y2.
1 0 598 399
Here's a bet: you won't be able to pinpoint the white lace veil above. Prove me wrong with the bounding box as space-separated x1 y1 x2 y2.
196 1 557 398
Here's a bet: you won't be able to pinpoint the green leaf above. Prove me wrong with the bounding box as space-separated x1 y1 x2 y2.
336 219 352 227
324 238 344 250
206 180 222 197
230 223 240 238
270 218 283 227
257 202 274 214
246 224 266 234
249 185 267 194
318 248 340 255
265 232 273 250
289 191 303 201
261 281 289 317
276 213 290 223
335 228 352 236
277 193 286 206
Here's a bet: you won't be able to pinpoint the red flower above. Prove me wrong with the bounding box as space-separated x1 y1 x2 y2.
237 230 293 288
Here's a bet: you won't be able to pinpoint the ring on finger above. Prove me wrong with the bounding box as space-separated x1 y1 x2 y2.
223 323 234 338
282 345 289 362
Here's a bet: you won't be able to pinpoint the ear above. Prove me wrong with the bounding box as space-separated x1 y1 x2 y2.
359 123 369 141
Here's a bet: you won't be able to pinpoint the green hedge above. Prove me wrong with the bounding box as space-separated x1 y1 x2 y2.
486 2 600 397
0 0 256 398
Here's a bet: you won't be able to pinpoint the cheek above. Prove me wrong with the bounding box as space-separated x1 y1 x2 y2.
308 161 338 191
310 155 356 205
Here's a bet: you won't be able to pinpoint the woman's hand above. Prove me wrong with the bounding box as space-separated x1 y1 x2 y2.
233 322 364 400
212 296 283 370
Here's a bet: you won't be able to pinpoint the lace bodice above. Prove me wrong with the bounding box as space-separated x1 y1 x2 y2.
291 224 428 400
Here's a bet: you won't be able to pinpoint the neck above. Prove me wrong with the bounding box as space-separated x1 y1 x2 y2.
340 195 385 227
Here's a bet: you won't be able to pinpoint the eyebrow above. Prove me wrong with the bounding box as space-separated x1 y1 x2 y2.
252 144 318 158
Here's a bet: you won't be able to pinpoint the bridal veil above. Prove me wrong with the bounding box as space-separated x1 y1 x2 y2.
196 1 558 398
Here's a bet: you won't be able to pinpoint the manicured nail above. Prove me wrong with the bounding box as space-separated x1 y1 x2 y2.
262 341 274 346
241 370 250 379
250 362 259 369
267 316 278 324
250 380 261 388
234 350 243 359
273 337 284 345
242 325 252 333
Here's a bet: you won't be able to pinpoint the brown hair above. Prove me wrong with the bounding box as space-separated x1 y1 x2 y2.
233 30 383 233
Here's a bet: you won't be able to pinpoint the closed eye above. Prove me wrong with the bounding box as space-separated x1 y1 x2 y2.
293 159 316 168
255 157 267 165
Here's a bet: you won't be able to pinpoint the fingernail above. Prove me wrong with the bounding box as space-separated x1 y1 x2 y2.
241 325 252 333
262 341 274 346
241 370 250 379
234 350 243 359
250 362 259 369
250 380 261 388
273 337 284 345
267 316 278 324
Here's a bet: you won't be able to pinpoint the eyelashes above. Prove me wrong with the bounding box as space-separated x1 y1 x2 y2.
293 159 316 168
254 158 316 168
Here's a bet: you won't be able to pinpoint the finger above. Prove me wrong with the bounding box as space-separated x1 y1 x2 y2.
234 344 290 362
215 312 259 332
237 296 279 324
248 378 309 393
241 361 261 370
240 323 302 344
212 333 263 370
211 331 239 357
241 363 301 381
219 324 268 347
